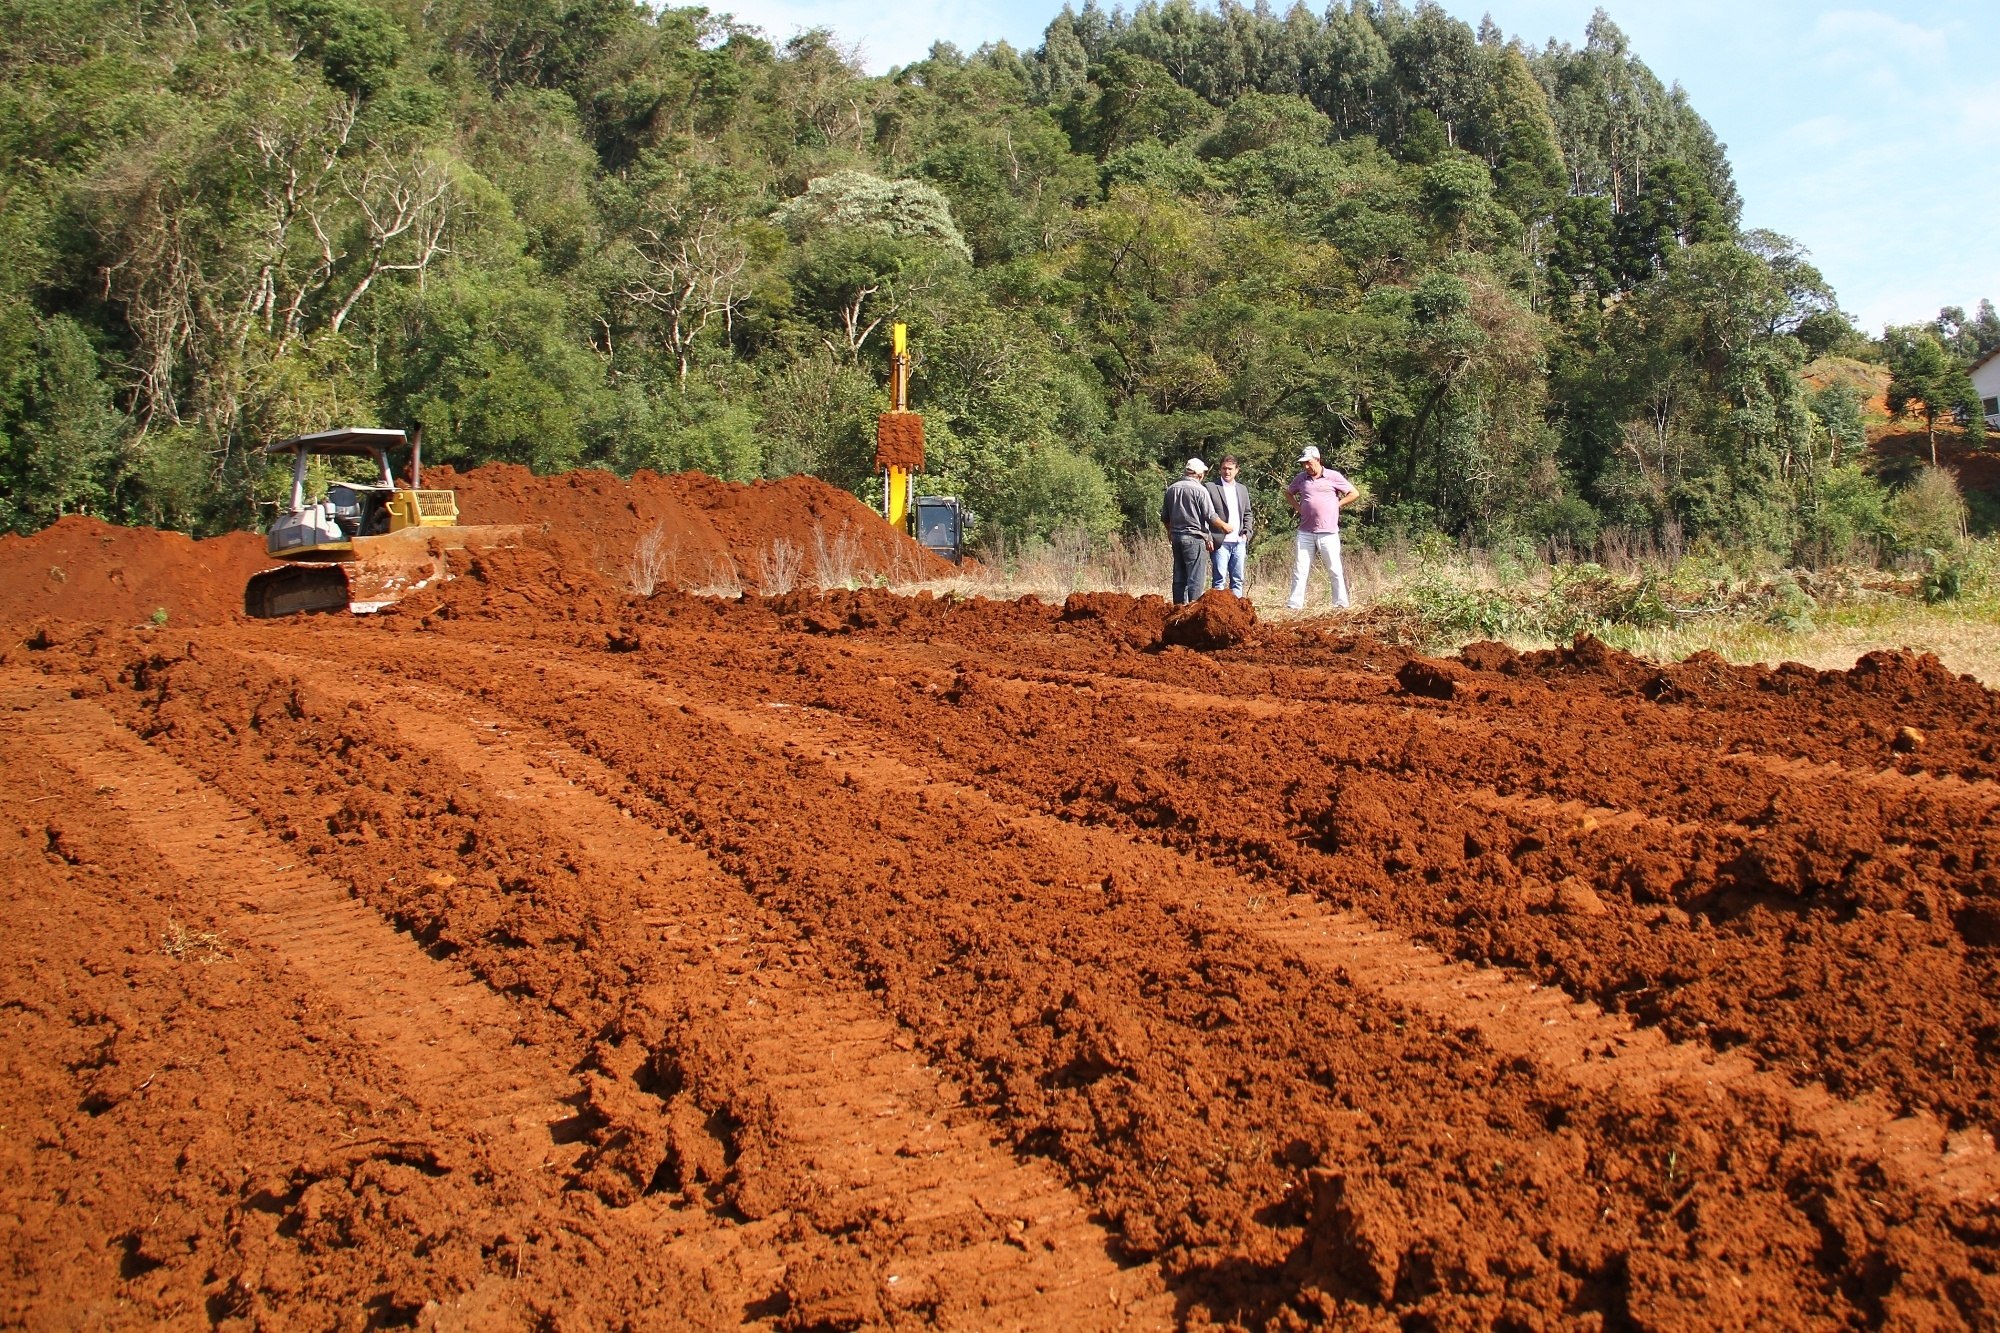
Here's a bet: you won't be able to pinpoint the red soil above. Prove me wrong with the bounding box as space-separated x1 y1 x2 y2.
1161 590 1258 650
5 510 2000 1323
0 467 952 634
1872 428 2000 498
429 463 953 591
0 516 268 627
874 412 926 470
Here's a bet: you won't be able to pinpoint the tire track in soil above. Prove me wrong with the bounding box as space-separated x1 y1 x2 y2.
358 629 2000 1323
903 634 1988 806
514 647 2000 1210
948 651 2000 830
63 623 2000 1321
243 645 1171 1330
66 620 2000 1320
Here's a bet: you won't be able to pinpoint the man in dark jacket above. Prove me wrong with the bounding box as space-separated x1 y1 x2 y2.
1206 455 1253 596
1160 459 1232 604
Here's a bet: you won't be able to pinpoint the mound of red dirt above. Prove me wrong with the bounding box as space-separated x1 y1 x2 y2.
1058 590 1172 649
0 466 955 633
395 531 625 625
0 516 268 629
1396 656 1466 699
1160 590 1258 650
1456 640 1518 673
429 464 953 592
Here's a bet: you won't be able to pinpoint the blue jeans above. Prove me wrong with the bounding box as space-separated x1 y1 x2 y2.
1170 533 1210 604
1210 541 1245 594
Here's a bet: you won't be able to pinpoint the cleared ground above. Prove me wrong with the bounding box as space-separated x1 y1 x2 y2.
5 540 2000 1327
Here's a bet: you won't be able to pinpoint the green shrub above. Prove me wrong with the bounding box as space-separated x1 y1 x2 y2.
1887 466 1968 554
1920 548 1967 604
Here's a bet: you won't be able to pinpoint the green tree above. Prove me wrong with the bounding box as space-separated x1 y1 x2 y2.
6 316 123 527
774 171 972 358
1936 300 2000 360
983 444 1120 546
1884 325 1977 463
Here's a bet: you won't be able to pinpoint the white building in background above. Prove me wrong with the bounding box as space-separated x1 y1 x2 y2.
1976 347 2000 429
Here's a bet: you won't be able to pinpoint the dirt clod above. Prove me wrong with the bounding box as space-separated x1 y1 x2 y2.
1159 589 1256 650
1396 657 1465 699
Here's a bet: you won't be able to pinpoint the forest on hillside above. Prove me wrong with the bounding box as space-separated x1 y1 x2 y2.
2 0 1995 557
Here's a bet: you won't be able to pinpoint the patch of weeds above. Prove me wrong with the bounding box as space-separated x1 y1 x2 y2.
1762 576 1818 633
1921 549 1968 605
162 919 232 964
149 607 169 627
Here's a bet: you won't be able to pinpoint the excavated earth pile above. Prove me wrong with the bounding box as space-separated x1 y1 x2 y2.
5 488 2000 1327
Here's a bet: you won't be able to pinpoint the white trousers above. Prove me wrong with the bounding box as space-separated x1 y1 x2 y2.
1287 530 1349 609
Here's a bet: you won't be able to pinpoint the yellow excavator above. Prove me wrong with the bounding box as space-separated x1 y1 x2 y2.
243 427 513 617
876 324 965 563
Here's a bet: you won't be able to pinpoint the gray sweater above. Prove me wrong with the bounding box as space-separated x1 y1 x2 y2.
1160 476 1223 536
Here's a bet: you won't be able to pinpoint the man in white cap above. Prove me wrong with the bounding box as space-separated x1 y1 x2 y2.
1284 445 1358 610
1160 458 1233 605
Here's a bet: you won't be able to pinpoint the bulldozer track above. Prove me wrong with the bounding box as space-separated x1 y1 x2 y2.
11 595 2000 1326
493 645 2000 1210
0 679 576 1156
241 645 1169 1327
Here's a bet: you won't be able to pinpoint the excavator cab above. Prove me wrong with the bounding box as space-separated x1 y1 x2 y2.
246 427 489 618
912 495 965 564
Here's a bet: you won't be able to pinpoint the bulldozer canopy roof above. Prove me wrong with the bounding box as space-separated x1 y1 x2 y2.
264 427 408 457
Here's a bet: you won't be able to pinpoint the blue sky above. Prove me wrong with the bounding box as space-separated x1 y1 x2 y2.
710 0 1998 335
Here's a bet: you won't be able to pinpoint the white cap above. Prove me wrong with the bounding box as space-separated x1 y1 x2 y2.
1185 458 1208 474
1298 445 1321 463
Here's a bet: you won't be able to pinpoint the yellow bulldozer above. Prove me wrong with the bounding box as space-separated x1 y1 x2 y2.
244 427 514 618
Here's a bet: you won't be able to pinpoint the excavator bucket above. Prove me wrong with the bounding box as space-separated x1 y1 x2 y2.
244 525 523 618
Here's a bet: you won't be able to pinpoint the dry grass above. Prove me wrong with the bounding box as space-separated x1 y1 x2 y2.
756 537 803 596
627 521 675 596
879 528 2000 685
811 523 863 591
162 919 232 964
1630 598 2000 686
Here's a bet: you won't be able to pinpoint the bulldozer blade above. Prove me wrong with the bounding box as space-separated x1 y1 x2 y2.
244 525 526 619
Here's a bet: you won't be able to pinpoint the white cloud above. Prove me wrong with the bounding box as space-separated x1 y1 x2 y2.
1950 87 2000 144
1771 115 1857 153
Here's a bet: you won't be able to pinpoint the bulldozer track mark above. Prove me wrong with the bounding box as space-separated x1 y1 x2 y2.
0 678 576 1159
238 646 1171 1328
726 636 2000 1130
874 638 2000 828
472 647 2000 1210
1734 749 2000 806
32 615 2000 1324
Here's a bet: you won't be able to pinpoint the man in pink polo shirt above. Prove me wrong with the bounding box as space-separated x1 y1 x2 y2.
1284 445 1358 610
